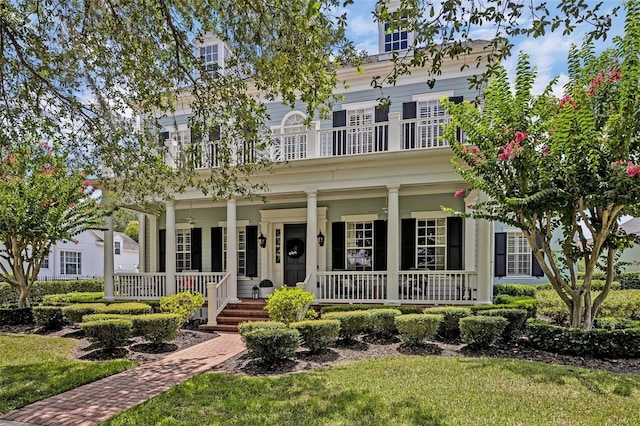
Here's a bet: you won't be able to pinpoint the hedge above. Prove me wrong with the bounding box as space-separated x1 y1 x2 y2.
320 304 424 315
367 309 402 337
459 316 508 348
526 319 640 358
493 284 538 298
475 296 538 318
478 308 528 340
33 305 66 329
322 310 370 340
62 303 108 323
620 272 640 290
238 321 286 335
537 280 621 292
42 292 104 305
80 319 132 350
0 307 34 325
594 317 640 330
0 279 103 306
291 320 340 352
102 302 152 315
423 307 472 340
395 314 443 346
82 313 131 323
536 289 640 325
131 313 182 344
242 328 300 363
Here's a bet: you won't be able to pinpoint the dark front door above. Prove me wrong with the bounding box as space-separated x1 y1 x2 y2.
284 223 306 286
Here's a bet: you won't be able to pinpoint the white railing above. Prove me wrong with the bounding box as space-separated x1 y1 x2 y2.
207 272 232 326
268 132 308 161
176 272 226 297
317 271 387 303
401 117 452 150
398 271 477 303
318 122 389 157
114 273 166 299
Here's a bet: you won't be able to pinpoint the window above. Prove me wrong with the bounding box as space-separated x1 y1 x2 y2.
60 251 81 275
114 241 121 255
40 256 49 269
176 229 191 271
169 129 190 145
416 99 449 148
416 218 446 270
384 21 408 52
199 44 219 71
281 113 307 160
347 108 374 154
275 228 281 264
224 227 246 276
507 232 532 276
346 221 373 270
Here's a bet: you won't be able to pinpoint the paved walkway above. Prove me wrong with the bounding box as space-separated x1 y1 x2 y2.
0 333 245 426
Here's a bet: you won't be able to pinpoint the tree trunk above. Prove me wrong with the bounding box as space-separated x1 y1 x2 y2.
17 286 31 308
568 291 596 330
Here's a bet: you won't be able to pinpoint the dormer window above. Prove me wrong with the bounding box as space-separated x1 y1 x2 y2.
199 44 219 71
384 19 408 52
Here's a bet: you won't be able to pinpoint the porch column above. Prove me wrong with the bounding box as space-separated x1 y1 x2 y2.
386 185 400 303
464 191 479 272
165 201 176 295
103 215 115 300
137 213 146 272
475 192 493 304
306 190 318 294
227 198 240 302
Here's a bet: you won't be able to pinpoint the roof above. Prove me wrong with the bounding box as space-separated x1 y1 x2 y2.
619 217 640 235
92 230 139 251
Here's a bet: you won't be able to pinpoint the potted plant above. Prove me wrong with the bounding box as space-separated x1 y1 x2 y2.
258 279 274 298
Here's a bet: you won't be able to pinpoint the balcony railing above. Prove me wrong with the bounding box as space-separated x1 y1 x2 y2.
318 122 389 157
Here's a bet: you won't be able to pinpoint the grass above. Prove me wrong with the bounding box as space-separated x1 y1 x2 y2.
0 333 136 414
104 355 640 426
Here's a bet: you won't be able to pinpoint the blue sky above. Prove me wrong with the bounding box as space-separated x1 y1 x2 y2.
342 1 625 96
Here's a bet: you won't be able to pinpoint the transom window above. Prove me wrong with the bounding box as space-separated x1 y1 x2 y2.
416 218 446 270
346 221 373 271
199 44 219 71
507 232 531 276
176 229 191 271
384 21 408 52
224 228 247 276
60 251 81 275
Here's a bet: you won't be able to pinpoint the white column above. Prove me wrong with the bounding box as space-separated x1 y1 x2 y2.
137 213 146 273
104 215 115 300
388 112 401 152
165 201 176 295
386 185 400 304
227 198 240 302
476 218 494 304
464 191 479 272
306 190 318 295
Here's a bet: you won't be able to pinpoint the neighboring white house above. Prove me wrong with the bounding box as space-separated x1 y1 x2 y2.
37 231 138 280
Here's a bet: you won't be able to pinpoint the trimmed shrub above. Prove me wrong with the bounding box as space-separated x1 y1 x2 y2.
536 289 640 324
238 321 286 335
493 284 537 298
321 304 424 315
395 314 443 346
131 313 181 344
534 290 569 325
42 292 104 305
459 315 508 348
265 287 316 324
526 318 640 358
80 319 132 350
620 272 640 290
478 308 528 340
0 307 34 325
102 302 152 315
368 308 402 337
537 280 620 292
594 317 640 330
33 305 66 329
476 296 538 318
0 279 103 306
82 313 131 323
322 310 369 341
160 291 205 325
62 303 107 324
291 320 340 352
242 327 300 363
423 307 472 340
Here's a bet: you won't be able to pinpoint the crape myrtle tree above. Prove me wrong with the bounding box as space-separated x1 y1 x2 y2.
0 139 103 308
441 1 640 330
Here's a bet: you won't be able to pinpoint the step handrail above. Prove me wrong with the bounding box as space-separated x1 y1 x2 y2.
206 272 232 326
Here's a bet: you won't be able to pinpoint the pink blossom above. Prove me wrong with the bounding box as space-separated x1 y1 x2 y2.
466 204 473 209
69 202 76 208
498 139 524 162
83 179 91 188
627 162 640 177
559 95 576 108
461 147 469 155
612 160 625 166
471 147 480 154
2 155 16 165
515 131 527 143
40 165 55 176
454 189 465 198
540 145 550 154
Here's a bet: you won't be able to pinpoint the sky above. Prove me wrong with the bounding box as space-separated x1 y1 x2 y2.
342 1 625 96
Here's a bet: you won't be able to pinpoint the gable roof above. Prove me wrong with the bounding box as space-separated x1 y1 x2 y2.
92 230 139 251
619 217 640 236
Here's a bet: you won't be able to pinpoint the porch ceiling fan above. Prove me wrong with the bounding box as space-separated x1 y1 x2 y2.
178 202 196 227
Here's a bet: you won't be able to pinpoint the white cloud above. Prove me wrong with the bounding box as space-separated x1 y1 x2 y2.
356 39 379 55
349 14 378 38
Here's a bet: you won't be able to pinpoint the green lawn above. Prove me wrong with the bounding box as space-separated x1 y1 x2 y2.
0 333 136 414
104 355 640 426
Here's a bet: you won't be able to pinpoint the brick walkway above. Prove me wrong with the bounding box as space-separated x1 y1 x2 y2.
0 333 245 426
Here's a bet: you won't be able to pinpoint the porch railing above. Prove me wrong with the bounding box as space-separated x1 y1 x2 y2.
176 272 226 297
401 117 452 150
317 271 388 303
114 273 166 299
207 272 232 326
398 271 477 303
318 122 389 157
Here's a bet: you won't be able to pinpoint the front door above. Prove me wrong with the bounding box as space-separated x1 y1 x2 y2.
284 224 306 286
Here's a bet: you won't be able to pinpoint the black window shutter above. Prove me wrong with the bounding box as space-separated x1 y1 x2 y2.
495 232 507 277
190 130 201 144
332 110 347 127
211 227 223 272
532 233 544 277
446 217 463 270
448 96 464 104
158 131 170 147
401 218 416 270
402 102 416 119
375 106 389 123
158 229 166 273
246 225 258 278
190 228 202 272
332 222 346 270
373 220 387 271
209 126 221 142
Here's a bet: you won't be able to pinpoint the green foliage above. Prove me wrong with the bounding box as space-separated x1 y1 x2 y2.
423 307 472 340
459 316 508 348
594 317 640 330
620 272 640 290
265 287 315 325
41 292 104 306
321 304 424 315
82 313 131 323
238 321 286 335
0 307 34 325
0 280 103 306
367 309 402 338
321 311 369 341
102 303 152 315
241 328 300 364
62 303 107 324
80 319 133 350
474 296 538 318
291 320 340 353
478 308 528 340
493 284 538 298
32 305 66 329
527 318 640 358
395 314 443 346
124 220 139 242
536 289 640 325
131 314 181 344
160 291 204 325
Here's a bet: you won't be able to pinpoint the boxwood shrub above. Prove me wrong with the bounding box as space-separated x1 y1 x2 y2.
291 319 340 352
0 307 34 325
322 310 369 341
102 302 152 315
238 321 286 335
367 308 402 337
131 313 182 344
459 315 508 348
526 318 640 358
476 296 538 318
320 304 424 315
594 317 640 330
80 318 132 350
42 292 104 305
493 284 537 298
423 307 472 340
620 272 640 290
82 313 131 323
242 328 300 363
62 303 107 323
395 314 443 346
478 308 528 340
536 289 640 324
33 305 66 329
0 279 103 306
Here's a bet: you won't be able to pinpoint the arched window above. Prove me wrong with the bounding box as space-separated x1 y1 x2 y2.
280 112 307 160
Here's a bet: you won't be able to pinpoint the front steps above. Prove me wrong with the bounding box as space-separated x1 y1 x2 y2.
199 298 270 332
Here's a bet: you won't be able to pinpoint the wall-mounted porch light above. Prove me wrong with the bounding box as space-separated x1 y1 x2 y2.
258 232 267 248
317 231 325 247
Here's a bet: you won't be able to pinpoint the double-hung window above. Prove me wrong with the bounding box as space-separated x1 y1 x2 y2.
199 44 219 71
416 218 446 270
176 229 191 271
507 232 532 276
416 99 449 148
60 251 81 275
224 227 247 276
347 108 374 154
346 221 373 271
114 241 121 255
